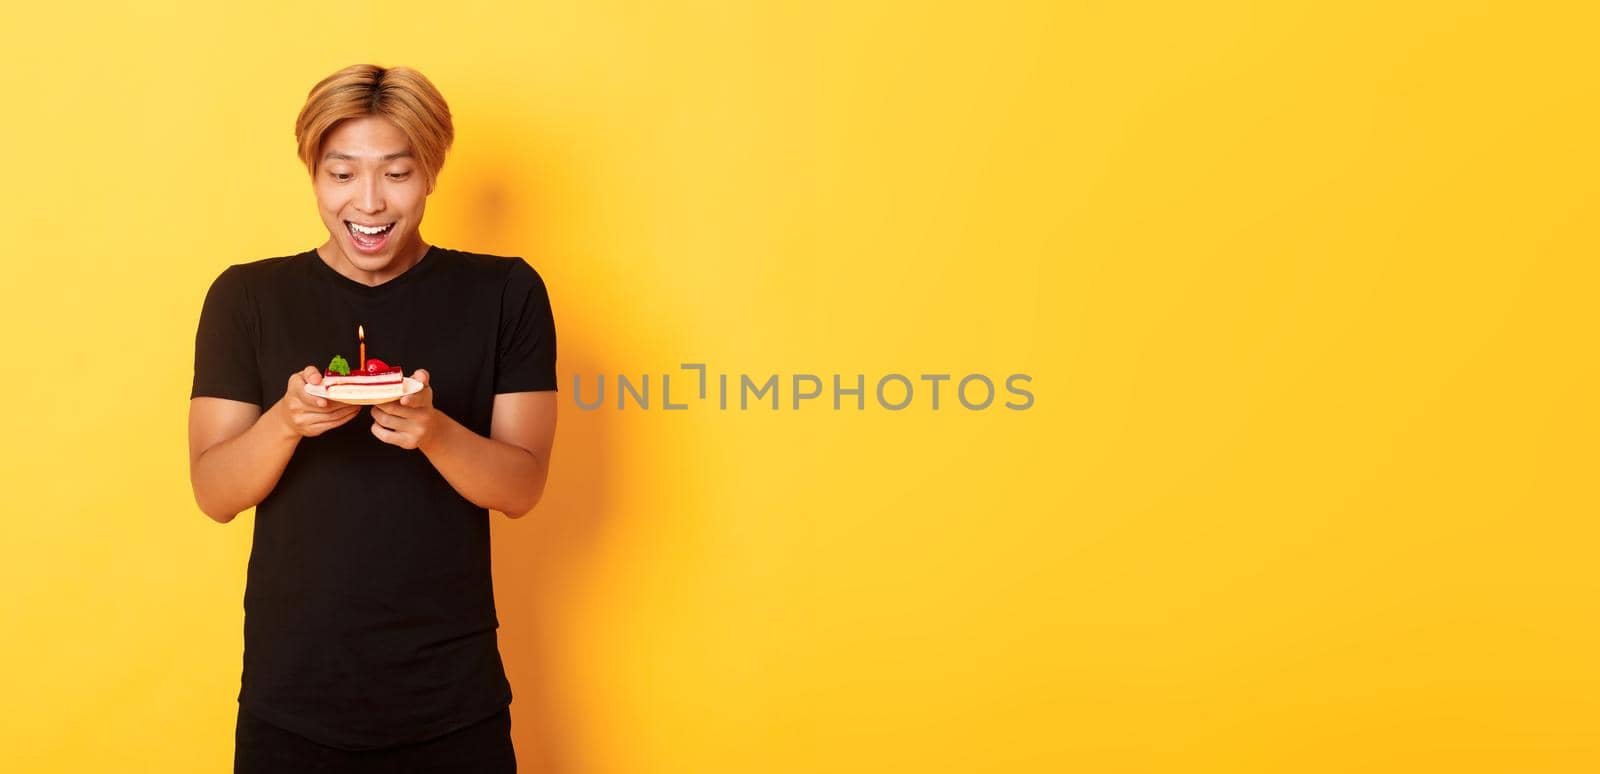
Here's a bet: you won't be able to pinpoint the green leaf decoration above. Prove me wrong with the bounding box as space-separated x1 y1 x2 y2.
327 355 351 376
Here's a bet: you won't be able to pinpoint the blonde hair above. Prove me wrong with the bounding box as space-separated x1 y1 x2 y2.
295 64 454 191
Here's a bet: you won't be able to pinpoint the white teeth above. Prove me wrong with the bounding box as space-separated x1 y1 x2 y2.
348 222 393 235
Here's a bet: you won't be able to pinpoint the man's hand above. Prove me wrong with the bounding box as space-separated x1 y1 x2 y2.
371 369 444 450
274 366 361 439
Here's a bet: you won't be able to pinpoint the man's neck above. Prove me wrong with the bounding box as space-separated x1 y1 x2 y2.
317 236 430 287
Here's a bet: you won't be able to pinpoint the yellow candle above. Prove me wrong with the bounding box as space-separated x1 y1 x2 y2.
358 324 365 370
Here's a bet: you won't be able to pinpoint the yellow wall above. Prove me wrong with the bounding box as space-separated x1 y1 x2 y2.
2 2 1596 771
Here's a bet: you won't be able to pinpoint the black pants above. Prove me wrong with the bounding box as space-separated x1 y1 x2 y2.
234 705 517 773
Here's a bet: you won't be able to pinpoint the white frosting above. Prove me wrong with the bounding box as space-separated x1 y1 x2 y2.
323 369 405 399
325 382 406 399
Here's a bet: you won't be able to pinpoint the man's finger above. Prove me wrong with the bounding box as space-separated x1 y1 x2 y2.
307 396 352 415
371 422 411 447
371 409 402 430
377 400 419 417
306 412 355 433
300 383 328 409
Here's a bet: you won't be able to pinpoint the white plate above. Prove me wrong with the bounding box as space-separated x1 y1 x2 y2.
306 377 424 406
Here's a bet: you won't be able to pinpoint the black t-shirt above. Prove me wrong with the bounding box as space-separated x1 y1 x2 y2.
190 245 557 750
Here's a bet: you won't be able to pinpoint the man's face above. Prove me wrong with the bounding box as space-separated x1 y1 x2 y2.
313 116 430 272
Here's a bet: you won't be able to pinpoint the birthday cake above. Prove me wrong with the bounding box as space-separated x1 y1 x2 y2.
322 355 405 400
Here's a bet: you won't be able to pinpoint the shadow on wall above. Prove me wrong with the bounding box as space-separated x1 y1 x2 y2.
491 378 612 774
451 138 617 774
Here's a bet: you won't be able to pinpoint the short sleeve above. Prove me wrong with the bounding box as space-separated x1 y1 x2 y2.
191 265 263 405
495 259 558 393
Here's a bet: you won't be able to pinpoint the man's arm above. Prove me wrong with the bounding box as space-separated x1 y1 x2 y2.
188 398 295 523
189 367 360 523
402 389 558 519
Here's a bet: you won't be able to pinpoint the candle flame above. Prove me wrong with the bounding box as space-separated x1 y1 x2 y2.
358 324 364 339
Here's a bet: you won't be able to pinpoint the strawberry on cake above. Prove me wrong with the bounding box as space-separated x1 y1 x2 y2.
322 355 406 401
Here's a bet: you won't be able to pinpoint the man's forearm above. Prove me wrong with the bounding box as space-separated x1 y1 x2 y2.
192 404 300 523
420 414 547 517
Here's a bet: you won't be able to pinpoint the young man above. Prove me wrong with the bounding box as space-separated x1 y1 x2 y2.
188 64 557 773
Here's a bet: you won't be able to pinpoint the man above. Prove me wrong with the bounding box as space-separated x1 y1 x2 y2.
188 63 556 773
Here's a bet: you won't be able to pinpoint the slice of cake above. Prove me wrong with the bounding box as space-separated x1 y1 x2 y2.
322 356 406 401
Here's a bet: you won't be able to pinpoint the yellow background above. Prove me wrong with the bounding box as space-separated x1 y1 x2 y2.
1 1 1595 772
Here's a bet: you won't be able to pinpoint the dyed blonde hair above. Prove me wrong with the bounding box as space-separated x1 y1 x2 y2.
294 64 454 191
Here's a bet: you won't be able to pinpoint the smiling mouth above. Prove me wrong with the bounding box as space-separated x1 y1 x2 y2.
345 220 396 252
346 220 395 237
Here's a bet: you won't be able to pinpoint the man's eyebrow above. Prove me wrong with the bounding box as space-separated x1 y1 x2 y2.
322 150 414 161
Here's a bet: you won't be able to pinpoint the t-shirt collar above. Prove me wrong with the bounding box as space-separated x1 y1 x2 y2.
307 244 441 296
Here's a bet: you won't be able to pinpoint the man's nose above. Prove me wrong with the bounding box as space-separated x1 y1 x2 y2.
356 177 384 213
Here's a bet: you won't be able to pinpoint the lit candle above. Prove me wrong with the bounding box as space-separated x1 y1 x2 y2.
358 324 365 371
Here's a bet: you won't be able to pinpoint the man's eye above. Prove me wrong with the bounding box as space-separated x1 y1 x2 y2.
387 172 411 180
331 172 352 181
